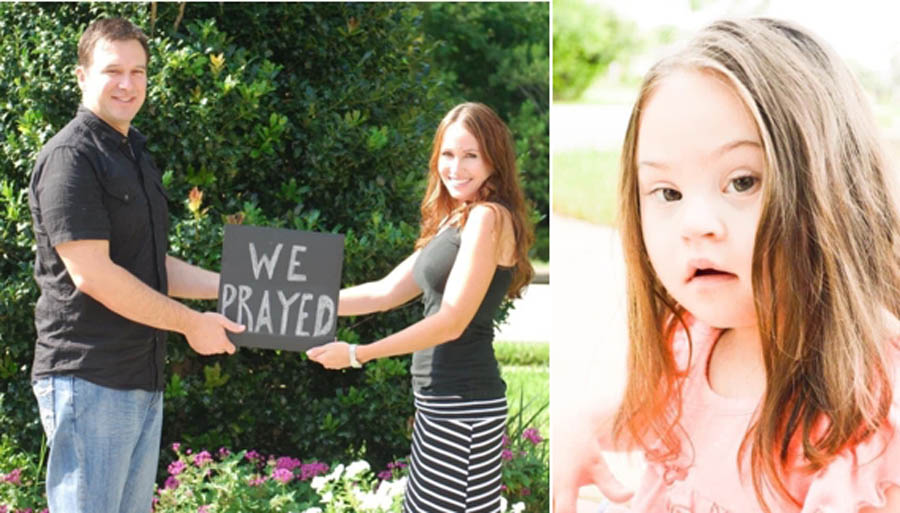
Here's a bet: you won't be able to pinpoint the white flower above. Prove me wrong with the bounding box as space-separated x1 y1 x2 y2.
320 491 333 503
359 489 393 511
388 476 408 498
310 476 327 491
512 502 526 513
345 460 371 479
500 496 508 512
324 463 345 482
302 509 323 513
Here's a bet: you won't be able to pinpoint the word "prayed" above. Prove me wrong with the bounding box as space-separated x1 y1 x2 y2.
220 242 336 336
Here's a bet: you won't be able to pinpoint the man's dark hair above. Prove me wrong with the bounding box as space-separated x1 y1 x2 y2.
78 18 149 68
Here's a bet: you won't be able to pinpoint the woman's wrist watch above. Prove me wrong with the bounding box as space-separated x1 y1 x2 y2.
348 344 363 368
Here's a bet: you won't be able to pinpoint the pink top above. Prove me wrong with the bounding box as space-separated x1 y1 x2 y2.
613 321 900 513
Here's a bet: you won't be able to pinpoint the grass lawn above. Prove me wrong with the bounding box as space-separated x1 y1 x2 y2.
552 148 620 226
496 342 549 437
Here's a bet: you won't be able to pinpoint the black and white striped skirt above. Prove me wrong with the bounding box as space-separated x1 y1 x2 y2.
403 393 508 513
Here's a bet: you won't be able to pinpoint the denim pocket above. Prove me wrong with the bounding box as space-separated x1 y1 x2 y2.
32 378 56 441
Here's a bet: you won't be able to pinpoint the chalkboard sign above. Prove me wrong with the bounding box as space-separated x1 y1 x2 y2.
217 224 344 351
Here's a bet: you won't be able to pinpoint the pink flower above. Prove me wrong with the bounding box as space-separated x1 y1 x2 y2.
2 468 22 485
0 505 7 513
521 488 531 496
501 449 514 461
248 475 269 487
168 460 187 476
500 484 508 492
275 456 302 471
272 468 293 484
171 442 181 453
217 447 231 459
299 461 329 481
164 476 180 490
197 505 210 513
377 470 393 480
501 434 510 448
245 450 261 462
522 428 544 445
193 450 213 467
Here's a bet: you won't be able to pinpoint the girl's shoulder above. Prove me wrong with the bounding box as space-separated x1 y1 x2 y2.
799 332 900 512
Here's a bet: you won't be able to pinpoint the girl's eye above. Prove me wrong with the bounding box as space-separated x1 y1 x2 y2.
652 188 682 202
727 175 759 193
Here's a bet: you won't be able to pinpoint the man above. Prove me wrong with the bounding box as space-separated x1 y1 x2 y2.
27 18 242 513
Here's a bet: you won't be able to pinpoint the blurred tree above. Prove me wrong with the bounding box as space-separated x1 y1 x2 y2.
417 3 550 260
553 0 639 101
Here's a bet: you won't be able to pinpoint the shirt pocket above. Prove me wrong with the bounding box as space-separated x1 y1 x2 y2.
97 175 150 243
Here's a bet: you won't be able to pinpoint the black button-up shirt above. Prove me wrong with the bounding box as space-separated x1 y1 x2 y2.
28 106 170 391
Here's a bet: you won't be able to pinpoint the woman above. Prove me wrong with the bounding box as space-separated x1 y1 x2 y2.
307 102 534 512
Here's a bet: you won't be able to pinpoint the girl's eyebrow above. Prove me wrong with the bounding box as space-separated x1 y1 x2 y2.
712 138 762 158
638 138 762 171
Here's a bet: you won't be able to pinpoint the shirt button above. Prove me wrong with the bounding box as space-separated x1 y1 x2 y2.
124 193 130 201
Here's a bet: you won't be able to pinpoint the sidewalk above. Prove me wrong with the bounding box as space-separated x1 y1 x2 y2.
550 215 646 512
494 282 551 344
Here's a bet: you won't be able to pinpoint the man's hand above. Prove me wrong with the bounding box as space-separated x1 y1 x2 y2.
306 342 351 369
182 312 243 355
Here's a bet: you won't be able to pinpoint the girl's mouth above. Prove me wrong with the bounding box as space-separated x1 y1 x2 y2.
689 268 737 282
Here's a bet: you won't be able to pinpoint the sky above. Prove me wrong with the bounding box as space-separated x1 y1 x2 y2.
604 0 900 81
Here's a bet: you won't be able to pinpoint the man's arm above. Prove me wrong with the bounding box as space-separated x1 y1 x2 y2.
166 255 219 299
56 239 240 354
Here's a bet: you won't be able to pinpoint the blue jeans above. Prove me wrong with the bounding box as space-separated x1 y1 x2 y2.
32 375 163 513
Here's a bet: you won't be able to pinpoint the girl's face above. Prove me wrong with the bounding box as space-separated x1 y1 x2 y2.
438 121 492 205
636 70 764 330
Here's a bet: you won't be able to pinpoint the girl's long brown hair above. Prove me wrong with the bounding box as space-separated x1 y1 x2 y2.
614 18 900 511
415 102 534 298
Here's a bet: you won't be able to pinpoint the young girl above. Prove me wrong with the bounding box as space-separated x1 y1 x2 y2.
307 102 534 512
554 18 900 513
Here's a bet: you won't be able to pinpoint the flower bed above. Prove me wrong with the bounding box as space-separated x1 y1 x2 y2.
1 425 547 513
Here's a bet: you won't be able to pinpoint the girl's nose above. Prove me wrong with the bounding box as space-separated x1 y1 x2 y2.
680 197 726 241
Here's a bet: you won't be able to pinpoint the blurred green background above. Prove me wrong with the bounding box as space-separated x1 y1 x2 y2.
552 0 900 227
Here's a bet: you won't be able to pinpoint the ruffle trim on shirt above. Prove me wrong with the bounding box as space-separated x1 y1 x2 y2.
805 480 900 513
801 421 900 512
801 337 900 512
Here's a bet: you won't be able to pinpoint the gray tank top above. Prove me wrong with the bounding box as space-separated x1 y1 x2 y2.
410 225 512 399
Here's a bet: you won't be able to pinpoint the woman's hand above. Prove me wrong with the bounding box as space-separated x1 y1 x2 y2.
306 341 352 370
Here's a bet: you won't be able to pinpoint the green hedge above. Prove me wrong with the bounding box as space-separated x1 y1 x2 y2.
0 2 547 475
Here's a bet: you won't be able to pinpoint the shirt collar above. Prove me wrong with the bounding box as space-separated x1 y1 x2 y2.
76 105 147 154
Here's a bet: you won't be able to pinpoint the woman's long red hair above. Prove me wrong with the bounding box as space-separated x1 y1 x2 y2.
415 102 534 298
